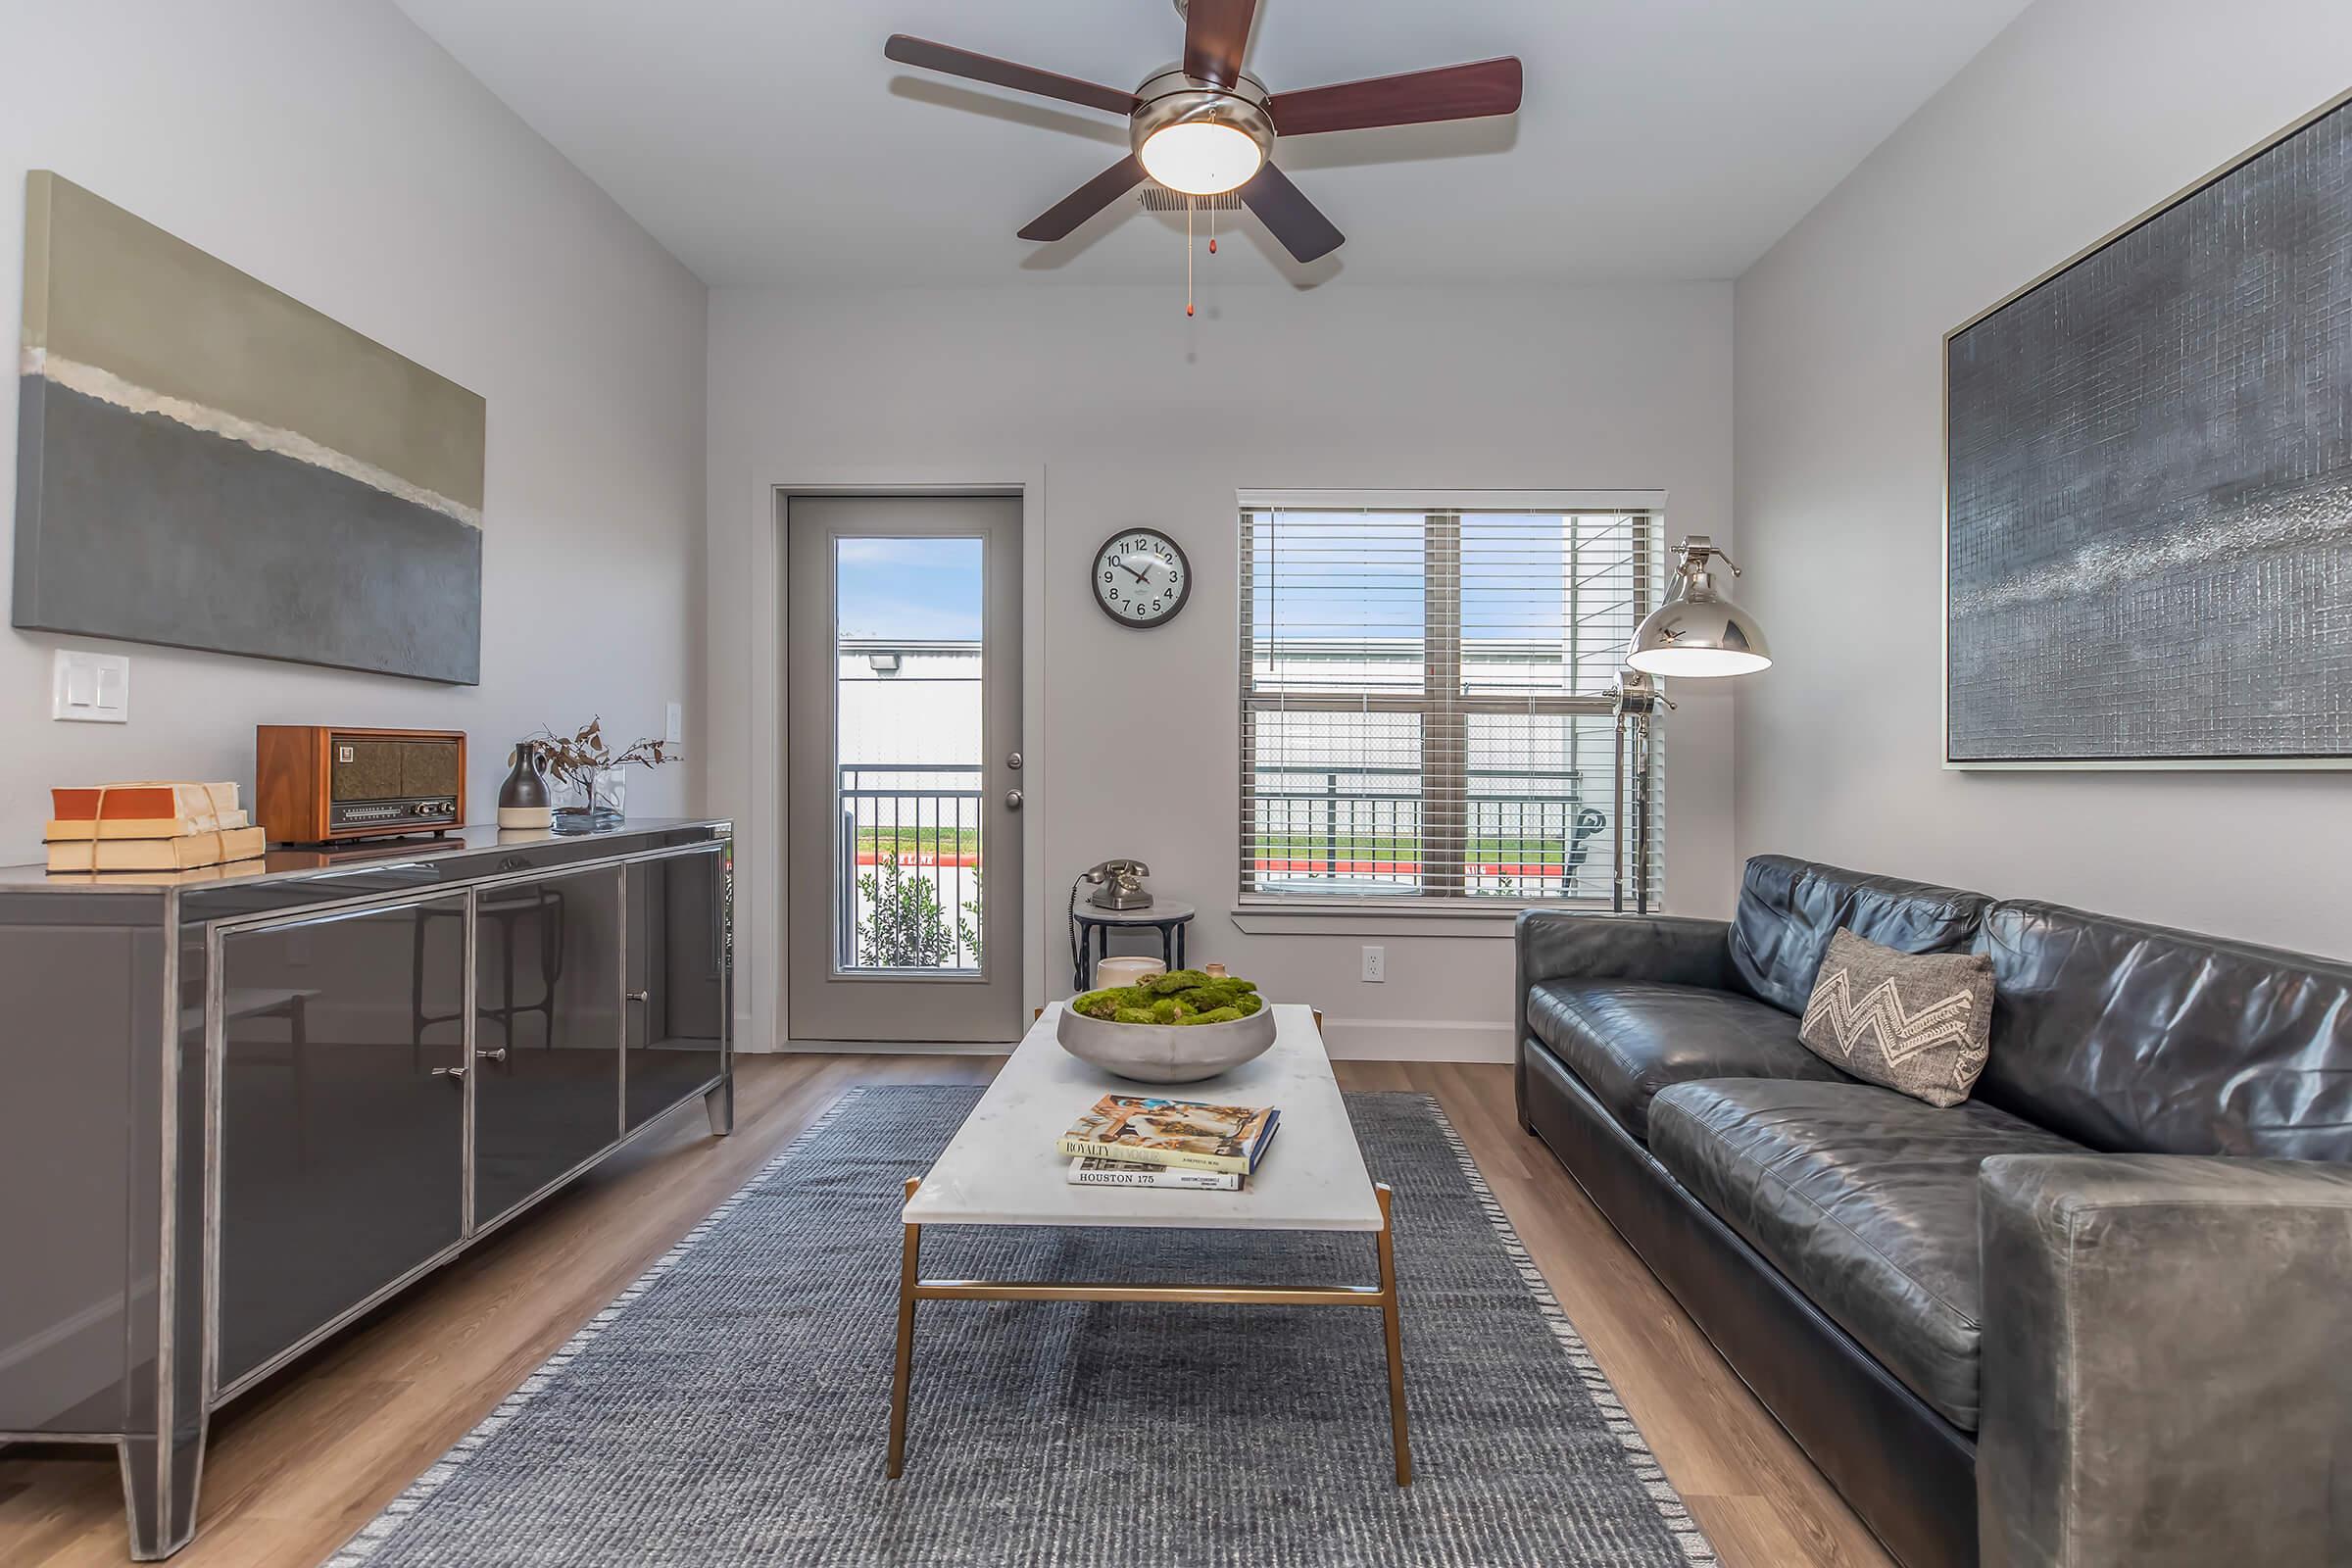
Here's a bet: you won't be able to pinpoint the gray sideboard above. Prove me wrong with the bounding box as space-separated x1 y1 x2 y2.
0 818 732 1559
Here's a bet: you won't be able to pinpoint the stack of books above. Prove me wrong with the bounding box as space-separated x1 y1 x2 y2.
1056 1094 1281 1192
45 781 267 876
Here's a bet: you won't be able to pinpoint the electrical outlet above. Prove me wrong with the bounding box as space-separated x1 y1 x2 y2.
1360 945 1386 983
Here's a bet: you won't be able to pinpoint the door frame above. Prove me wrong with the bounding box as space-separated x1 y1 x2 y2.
746 470 1047 1052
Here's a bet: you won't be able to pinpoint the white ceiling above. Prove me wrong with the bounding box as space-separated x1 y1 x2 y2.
395 0 2031 289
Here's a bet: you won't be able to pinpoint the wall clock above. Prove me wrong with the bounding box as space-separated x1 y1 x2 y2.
1092 528 1191 628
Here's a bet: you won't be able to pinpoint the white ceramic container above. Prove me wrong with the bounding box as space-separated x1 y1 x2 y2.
1054 1004 1279 1086
1092 956 1167 990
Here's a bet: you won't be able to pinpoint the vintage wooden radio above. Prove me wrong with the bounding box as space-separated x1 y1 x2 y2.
255 725 466 844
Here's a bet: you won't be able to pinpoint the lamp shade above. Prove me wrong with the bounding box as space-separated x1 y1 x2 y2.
1625 536 1771 677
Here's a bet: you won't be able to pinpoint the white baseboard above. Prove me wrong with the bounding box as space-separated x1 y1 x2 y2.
1317 1016 1515 1062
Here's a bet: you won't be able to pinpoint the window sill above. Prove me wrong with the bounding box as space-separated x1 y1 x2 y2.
1229 897 1610 938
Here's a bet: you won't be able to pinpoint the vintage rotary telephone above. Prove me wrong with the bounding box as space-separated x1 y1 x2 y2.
1081 858 1153 910
1068 859 1154 990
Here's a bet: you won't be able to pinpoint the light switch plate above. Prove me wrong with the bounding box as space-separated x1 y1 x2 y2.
664 701 683 747
52 649 129 723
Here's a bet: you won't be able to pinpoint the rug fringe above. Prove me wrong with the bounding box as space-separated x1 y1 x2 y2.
1417 1093 1719 1564
320 1084 873 1568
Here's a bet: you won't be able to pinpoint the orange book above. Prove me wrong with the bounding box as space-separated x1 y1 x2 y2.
51 782 241 830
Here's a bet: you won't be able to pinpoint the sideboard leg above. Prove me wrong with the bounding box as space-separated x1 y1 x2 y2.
121 1414 207 1561
704 1076 733 1137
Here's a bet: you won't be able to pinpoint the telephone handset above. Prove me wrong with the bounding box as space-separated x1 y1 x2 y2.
1081 858 1152 911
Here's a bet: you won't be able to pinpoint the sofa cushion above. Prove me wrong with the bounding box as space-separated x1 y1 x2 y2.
1979 901 2352 1160
1648 1078 2083 1432
1732 857 1991 1015
1798 928 1995 1107
1526 978 1850 1143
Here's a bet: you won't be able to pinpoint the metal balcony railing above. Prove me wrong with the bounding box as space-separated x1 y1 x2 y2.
1247 763 1616 900
837 763 983 972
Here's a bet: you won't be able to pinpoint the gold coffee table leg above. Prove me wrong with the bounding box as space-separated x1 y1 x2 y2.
887 1175 921 1478
1375 1182 1412 1486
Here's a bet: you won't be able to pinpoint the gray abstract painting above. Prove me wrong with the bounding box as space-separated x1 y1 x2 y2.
14 173 484 684
1945 95 2351 764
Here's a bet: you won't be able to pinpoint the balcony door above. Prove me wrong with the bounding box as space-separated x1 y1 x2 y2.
785 495 1023 1043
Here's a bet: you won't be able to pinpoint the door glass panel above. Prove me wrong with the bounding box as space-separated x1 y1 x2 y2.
216 896 466 1390
834 535 985 973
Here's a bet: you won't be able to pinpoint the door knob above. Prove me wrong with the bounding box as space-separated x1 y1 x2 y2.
1004 789 1024 810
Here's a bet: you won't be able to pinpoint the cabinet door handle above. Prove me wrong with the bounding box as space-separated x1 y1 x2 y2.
431 1064 468 1079
478 1047 509 1062
626 990 650 1003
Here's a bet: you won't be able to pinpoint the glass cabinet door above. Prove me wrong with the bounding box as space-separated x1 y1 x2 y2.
624 847 727 1131
215 895 466 1392
472 866 625 1227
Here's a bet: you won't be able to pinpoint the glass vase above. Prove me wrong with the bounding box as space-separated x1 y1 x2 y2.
550 766 628 834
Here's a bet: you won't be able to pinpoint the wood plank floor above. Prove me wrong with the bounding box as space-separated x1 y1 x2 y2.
0 1054 1891 1568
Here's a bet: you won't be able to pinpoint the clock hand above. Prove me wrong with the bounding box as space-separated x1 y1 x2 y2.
1118 558 1151 583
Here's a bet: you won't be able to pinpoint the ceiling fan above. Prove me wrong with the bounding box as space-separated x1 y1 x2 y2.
884 0 1524 264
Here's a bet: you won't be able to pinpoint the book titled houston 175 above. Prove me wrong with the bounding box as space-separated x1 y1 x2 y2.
1066 1156 1242 1191
1055 1095 1280 1176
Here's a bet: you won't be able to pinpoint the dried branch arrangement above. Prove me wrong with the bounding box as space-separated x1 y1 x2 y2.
520 717 672 789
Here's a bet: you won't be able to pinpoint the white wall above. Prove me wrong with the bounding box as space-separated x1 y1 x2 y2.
1 2 708 843
707 281 1736 1055
1735 0 2352 958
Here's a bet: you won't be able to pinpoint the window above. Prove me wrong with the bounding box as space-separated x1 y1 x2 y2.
1239 495 1666 906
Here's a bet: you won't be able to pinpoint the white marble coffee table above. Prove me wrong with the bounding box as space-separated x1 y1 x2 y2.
889 1003 1409 1483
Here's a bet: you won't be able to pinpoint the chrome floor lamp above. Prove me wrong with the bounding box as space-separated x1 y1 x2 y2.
1614 534 1773 914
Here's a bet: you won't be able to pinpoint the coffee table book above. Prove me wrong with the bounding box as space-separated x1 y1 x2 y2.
1056 1094 1281 1174
1066 1155 1243 1191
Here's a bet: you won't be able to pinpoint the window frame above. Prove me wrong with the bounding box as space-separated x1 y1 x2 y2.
1235 489 1666 915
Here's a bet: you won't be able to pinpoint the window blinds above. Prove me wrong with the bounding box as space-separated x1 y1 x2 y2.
1239 506 1666 905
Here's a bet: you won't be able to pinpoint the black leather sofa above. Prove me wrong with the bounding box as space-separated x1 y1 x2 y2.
1514 856 2352 1568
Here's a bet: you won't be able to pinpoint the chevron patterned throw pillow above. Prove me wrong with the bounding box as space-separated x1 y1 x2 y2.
1797 927 1995 1106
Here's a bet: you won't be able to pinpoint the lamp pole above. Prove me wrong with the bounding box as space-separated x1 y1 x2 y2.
1611 668 1669 914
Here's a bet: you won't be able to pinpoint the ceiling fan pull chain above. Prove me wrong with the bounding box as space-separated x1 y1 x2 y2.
1209 201 1217 255
1186 199 1196 317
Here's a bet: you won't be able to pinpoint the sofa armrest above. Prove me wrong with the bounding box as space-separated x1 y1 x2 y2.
1512 911 1733 1127
1977 1152 2352 1567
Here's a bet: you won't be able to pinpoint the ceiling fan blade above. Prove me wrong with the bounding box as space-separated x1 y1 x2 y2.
1018 156 1149 241
1182 0 1258 89
1269 57 1524 137
885 34 1138 118
1239 163 1345 264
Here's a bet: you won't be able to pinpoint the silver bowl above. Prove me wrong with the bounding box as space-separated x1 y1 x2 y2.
1055 1004 1278 1085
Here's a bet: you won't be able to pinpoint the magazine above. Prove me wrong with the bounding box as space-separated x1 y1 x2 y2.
1054 1095 1280 1175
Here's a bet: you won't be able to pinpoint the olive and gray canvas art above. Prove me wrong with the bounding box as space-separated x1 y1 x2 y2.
14 172 484 683
1945 95 2351 764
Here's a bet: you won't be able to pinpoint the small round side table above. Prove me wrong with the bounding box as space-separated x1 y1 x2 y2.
1070 899 1197 990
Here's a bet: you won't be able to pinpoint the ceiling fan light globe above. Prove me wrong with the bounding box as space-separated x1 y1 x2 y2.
1139 121 1263 196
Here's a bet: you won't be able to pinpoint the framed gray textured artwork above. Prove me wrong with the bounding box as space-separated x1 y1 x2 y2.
1944 90 2351 768
14 172 484 683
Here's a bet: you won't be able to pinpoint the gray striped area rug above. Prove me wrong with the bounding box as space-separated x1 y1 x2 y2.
328 1086 1715 1566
